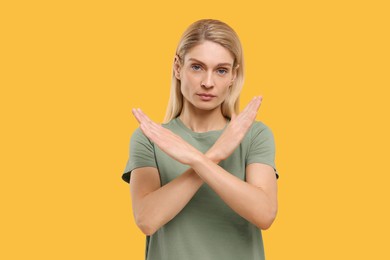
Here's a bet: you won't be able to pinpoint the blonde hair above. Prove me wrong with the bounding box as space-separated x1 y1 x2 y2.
163 19 245 123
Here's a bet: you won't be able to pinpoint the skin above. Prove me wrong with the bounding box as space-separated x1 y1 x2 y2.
175 41 237 132
130 41 278 236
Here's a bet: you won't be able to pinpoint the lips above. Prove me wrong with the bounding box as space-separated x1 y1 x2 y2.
197 93 216 97
197 93 216 101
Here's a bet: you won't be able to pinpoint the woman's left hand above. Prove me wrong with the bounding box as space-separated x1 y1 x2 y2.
132 108 201 165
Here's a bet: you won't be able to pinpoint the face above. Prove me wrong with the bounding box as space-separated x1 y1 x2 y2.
174 40 237 113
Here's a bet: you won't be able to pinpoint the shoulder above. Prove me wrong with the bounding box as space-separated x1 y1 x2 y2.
248 121 274 141
131 127 153 146
131 127 146 139
250 121 271 132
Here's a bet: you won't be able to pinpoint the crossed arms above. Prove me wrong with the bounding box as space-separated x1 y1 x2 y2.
129 97 278 235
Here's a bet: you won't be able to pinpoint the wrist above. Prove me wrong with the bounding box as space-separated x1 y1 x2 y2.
188 151 206 168
205 150 222 164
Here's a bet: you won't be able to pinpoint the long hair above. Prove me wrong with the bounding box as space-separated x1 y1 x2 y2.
163 19 245 123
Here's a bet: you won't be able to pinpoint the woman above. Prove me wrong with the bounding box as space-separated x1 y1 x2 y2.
122 19 278 260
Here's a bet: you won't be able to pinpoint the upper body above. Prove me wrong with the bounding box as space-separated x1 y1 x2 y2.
122 117 277 260
123 19 279 260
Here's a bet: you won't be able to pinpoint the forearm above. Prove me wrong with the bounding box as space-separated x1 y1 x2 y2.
138 153 219 235
190 154 277 230
138 167 202 235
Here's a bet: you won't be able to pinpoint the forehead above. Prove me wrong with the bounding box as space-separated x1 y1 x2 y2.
184 41 234 66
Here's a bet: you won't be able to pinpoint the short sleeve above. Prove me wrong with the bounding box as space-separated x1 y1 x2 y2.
246 121 279 179
121 128 157 183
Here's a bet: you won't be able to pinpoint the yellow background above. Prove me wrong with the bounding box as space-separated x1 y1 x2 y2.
1 0 389 259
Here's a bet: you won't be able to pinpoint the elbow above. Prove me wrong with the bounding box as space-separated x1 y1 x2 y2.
135 214 157 236
257 217 275 230
137 222 156 236
255 207 278 230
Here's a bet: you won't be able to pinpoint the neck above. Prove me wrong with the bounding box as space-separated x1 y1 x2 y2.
179 102 227 133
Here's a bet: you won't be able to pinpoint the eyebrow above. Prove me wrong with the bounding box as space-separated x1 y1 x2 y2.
187 58 233 68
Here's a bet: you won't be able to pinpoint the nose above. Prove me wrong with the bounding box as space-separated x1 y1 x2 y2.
201 72 214 89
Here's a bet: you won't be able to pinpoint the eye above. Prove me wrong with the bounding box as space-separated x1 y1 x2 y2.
217 68 228 75
191 64 202 71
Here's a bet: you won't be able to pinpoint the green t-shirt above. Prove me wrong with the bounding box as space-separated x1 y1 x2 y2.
122 118 278 260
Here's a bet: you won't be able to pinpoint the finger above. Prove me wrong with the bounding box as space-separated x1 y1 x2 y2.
132 108 142 124
136 109 165 137
137 108 153 124
237 96 262 123
248 96 262 120
137 109 163 131
137 109 161 133
133 109 156 139
242 96 257 113
246 96 261 113
133 108 149 124
253 96 263 112
238 96 258 120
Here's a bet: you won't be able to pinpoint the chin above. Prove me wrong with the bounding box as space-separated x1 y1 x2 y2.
194 102 221 112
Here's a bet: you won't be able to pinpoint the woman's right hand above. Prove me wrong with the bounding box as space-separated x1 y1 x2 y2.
207 96 263 162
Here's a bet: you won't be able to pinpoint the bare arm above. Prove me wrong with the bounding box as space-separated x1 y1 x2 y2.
130 97 275 234
129 104 234 236
130 147 223 236
189 155 278 230
130 166 204 236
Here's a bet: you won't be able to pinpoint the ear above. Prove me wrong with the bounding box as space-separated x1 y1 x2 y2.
231 64 239 83
174 55 181 80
